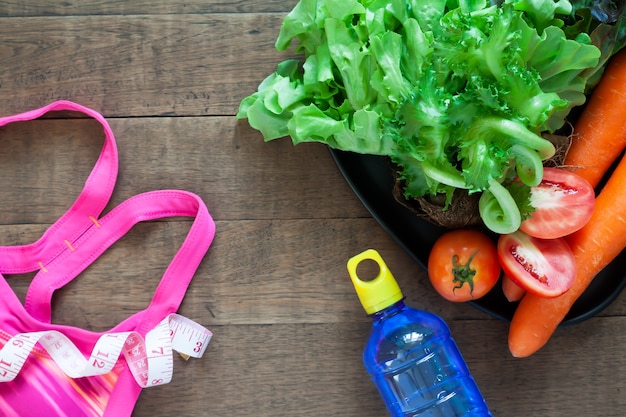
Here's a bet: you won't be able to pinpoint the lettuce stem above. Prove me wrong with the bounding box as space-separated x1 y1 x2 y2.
473 117 556 160
510 144 544 186
479 178 522 234
421 160 469 189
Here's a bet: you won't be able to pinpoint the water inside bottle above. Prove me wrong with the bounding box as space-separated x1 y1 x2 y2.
375 325 485 416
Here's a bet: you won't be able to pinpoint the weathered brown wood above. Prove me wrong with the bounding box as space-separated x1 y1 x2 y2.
1 2 625 417
0 14 296 117
5 210 622 327
3 218 488 331
0 116 369 224
130 317 626 417
0 1 298 16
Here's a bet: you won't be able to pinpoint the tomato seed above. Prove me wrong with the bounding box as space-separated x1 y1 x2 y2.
510 246 549 284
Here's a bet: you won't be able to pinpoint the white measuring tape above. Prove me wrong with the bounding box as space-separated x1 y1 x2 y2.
0 314 212 388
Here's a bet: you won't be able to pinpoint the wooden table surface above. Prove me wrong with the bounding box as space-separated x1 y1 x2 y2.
1 2 625 416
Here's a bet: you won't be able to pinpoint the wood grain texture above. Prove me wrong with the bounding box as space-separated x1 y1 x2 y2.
0 2 625 417
129 318 626 417
0 14 294 116
0 1 298 16
0 116 369 223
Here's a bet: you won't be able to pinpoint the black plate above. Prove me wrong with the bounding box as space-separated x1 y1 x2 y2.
330 148 626 325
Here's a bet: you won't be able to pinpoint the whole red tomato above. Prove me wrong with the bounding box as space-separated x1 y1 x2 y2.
428 229 501 302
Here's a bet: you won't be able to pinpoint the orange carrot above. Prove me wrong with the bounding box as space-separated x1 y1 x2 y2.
502 275 525 302
564 48 626 188
509 152 626 357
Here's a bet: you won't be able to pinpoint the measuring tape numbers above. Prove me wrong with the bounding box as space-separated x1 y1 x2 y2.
0 314 212 388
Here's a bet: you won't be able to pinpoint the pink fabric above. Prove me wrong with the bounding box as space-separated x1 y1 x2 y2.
0 101 215 416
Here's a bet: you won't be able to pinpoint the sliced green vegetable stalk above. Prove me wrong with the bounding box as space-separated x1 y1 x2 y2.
237 0 617 233
480 179 522 234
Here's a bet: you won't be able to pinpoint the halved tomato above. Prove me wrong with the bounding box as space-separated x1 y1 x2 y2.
497 231 576 298
520 167 595 239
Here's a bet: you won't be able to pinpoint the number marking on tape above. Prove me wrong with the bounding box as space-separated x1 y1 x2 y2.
0 314 212 387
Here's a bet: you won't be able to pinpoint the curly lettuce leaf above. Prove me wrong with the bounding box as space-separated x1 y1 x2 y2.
516 18 601 130
238 0 615 232
512 0 573 33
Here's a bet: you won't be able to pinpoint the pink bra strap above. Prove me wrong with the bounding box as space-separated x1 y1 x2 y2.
24 190 215 326
0 101 118 274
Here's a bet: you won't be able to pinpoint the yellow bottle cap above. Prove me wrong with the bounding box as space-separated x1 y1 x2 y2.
347 249 403 315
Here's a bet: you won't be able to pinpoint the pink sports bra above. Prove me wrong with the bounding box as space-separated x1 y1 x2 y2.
0 101 216 417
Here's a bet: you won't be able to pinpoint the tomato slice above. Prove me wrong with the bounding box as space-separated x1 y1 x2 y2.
497 231 576 298
520 167 595 239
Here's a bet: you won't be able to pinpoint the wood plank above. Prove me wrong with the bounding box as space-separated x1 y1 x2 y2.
460 316 626 417
4 217 492 331
129 317 626 416
134 321 386 417
0 116 369 225
0 14 295 116
7 215 624 329
0 1 298 16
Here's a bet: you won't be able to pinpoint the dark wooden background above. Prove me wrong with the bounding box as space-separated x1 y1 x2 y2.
1 2 624 416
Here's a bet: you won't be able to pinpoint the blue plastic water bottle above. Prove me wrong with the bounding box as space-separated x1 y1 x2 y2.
347 249 492 417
